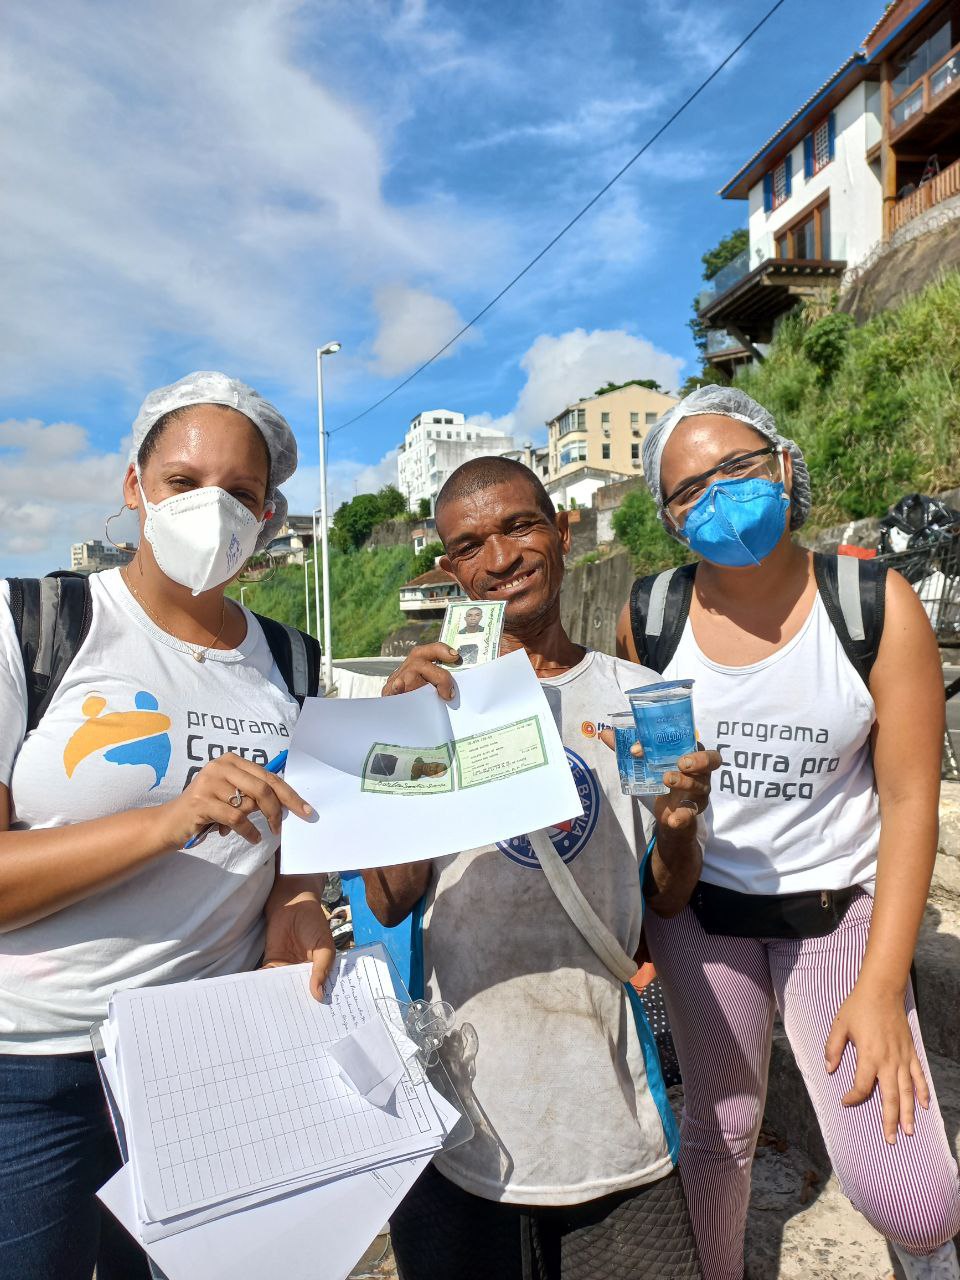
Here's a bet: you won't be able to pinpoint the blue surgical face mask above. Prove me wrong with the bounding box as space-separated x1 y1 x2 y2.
680 476 789 567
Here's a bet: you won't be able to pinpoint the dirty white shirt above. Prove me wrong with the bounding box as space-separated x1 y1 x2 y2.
418 650 680 1206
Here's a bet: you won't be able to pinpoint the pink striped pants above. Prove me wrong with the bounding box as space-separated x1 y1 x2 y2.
644 891 960 1280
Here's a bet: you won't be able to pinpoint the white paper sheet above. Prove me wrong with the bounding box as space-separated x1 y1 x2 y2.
281 648 583 872
99 1153 430 1280
111 951 444 1226
328 1017 413 1109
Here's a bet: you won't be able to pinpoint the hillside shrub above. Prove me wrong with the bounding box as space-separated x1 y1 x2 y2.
736 272 960 526
612 487 689 573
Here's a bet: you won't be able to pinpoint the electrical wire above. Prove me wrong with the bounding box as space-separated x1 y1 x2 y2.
328 0 791 438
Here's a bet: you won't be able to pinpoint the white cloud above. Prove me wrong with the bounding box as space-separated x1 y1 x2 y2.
281 449 401 519
0 416 402 574
505 328 685 440
370 286 471 377
0 418 134 572
0 0 498 399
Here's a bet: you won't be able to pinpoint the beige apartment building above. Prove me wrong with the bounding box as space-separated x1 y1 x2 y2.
545 382 677 508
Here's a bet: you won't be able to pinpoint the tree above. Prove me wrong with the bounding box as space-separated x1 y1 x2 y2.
332 493 382 552
416 497 431 520
377 484 407 519
594 378 664 396
411 541 444 577
611 487 690 573
689 227 749 355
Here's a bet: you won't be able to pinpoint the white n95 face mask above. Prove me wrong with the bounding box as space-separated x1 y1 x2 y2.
139 481 269 596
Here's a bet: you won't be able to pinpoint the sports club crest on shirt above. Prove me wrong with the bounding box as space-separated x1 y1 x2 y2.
496 747 600 869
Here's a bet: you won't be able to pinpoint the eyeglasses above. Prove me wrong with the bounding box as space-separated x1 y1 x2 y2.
663 446 781 524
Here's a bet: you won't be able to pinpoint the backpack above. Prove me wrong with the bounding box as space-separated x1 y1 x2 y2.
628 552 888 688
5 572 322 735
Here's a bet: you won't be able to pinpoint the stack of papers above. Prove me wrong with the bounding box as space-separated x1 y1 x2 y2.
96 947 459 1280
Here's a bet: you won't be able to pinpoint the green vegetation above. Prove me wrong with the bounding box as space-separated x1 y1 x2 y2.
332 484 408 551
595 378 664 396
612 487 689 573
230 543 417 657
411 541 444 577
736 273 960 524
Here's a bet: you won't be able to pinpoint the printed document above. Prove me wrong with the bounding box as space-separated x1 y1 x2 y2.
281 648 583 872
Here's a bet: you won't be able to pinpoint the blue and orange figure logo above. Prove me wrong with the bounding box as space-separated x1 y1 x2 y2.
63 691 172 790
497 748 600 869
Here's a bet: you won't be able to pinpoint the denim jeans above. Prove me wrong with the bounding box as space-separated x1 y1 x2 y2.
0 1051 151 1280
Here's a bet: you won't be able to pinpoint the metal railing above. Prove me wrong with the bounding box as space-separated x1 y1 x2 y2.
887 155 960 236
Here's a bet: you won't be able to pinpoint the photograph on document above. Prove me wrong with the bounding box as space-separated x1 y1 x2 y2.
361 743 455 794
439 599 505 667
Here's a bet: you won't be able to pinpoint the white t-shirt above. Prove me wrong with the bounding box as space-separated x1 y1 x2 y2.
663 595 880 895
0 569 299 1054
420 650 680 1207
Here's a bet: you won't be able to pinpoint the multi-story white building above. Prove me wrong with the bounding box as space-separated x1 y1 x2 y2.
70 539 135 573
700 0 960 372
397 410 514 511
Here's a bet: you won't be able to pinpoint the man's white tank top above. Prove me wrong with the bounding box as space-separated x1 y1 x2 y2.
663 594 880 894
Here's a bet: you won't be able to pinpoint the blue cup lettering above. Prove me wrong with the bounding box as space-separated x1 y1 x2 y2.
608 713 667 796
627 680 696 790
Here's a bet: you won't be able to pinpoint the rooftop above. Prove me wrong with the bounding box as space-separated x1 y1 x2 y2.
720 0 948 200
401 566 457 589
720 53 867 199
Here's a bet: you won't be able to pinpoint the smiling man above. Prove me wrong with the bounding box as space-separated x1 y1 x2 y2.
362 456 717 1280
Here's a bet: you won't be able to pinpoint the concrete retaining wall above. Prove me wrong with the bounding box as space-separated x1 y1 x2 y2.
560 549 635 655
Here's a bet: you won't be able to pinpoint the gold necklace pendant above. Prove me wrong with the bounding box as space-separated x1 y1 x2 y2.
124 569 225 660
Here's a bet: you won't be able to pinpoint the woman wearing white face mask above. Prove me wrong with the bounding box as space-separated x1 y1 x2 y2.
617 386 960 1280
0 372 335 1280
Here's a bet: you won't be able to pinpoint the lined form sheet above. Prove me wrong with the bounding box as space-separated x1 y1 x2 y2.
112 951 443 1223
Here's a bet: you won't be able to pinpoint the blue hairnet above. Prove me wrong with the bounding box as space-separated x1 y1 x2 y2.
641 385 811 536
130 371 297 550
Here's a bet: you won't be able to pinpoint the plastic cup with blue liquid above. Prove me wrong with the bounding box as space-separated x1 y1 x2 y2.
608 711 667 796
627 679 697 794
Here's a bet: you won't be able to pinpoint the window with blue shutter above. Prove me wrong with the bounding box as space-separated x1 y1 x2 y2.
827 111 836 160
784 153 793 198
763 172 774 213
804 134 815 179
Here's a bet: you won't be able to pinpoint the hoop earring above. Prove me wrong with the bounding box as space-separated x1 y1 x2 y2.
105 505 135 551
239 548 278 585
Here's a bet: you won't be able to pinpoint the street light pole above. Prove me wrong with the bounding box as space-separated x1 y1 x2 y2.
316 342 341 694
303 555 312 636
312 505 322 643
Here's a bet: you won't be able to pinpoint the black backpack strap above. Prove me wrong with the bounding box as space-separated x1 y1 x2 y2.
813 552 887 689
253 613 322 707
628 563 697 673
6 575 93 734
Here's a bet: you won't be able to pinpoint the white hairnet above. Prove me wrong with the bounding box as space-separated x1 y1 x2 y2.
641 385 811 536
130 371 297 549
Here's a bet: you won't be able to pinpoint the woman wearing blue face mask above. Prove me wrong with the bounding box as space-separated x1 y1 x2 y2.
616 386 960 1280
0 372 335 1280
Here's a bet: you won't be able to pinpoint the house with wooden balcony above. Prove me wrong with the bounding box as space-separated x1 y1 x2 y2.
699 0 960 371
867 0 960 237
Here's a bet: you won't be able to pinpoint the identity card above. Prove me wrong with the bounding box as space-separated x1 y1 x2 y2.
439 599 504 668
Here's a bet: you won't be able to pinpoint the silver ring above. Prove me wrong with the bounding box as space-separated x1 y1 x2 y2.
229 788 245 809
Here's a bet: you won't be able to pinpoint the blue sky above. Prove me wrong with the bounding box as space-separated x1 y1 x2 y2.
2 0 880 573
